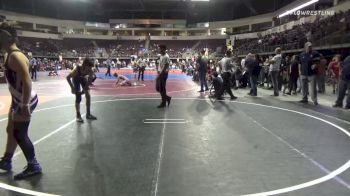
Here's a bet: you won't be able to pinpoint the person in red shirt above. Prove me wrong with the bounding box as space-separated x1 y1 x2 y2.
328 55 341 94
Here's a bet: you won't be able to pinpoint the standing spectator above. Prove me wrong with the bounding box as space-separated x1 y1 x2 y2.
299 42 320 105
269 48 282 96
328 55 341 94
30 57 37 80
217 50 237 100
246 53 261 96
316 56 327 93
333 55 350 109
287 55 300 95
261 58 270 88
197 49 209 92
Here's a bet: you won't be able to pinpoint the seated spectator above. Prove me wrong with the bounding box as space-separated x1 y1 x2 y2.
210 71 223 98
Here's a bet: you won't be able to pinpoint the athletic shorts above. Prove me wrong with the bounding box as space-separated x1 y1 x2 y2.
73 77 89 92
11 94 38 118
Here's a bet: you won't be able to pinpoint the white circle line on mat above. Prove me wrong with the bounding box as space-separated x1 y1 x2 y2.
0 98 348 196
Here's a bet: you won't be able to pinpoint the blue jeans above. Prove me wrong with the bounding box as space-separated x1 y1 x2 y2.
270 71 279 96
250 75 258 96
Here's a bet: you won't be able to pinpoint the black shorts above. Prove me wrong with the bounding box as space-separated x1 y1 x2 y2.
73 77 89 92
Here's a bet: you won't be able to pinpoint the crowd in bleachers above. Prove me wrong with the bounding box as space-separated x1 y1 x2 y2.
235 9 350 55
15 37 224 59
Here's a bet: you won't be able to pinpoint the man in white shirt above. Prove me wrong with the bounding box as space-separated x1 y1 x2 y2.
156 45 171 108
269 47 282 96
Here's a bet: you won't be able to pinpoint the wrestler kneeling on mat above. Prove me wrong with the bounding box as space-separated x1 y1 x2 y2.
66 58 97 123
114 73 132 87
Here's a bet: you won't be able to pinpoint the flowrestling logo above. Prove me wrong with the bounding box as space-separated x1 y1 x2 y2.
290 10 335 16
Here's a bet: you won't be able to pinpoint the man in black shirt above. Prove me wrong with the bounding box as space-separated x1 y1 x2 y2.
197 49 209 92
299 42 321 105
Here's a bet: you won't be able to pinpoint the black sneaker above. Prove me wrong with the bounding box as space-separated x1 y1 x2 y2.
299 100 308 103
0 158 12 171
167 97 172 107
157 104 166 108
344 106 350 110
313 101 319 106
230 96 238 100
333 104 343 108
86 114 97 120
14 163 42 180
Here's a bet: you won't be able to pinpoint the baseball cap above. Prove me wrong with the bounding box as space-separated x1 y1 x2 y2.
305 42 312 47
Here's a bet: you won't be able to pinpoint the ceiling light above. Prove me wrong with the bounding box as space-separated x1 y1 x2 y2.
278 0 319 18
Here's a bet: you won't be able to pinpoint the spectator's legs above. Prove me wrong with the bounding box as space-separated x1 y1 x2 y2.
265 73 270 88
335 79 347 106
199 72 208 91
219 72 235 99
297 77 302 93
301 75 309 101
321 75 325 93
292 77 298 93
332 78 339 94
213 79 221 98
288 76 293 93
346 81 350 108
317 75 325 93
278 72 283 91
270 71 279 96
310 75 317 103
250 75 258 96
